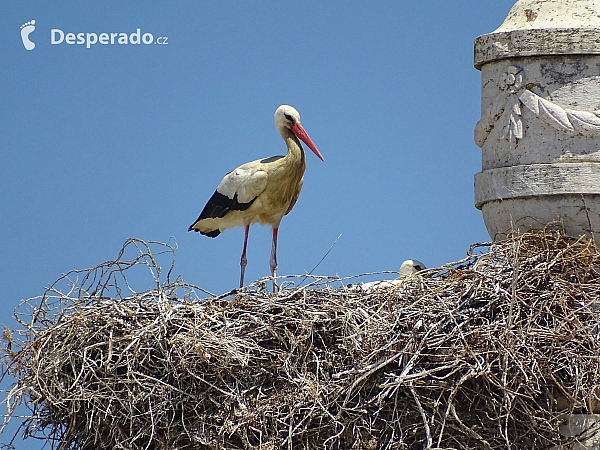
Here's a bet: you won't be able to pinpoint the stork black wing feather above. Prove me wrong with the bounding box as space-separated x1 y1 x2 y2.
188 190 256 235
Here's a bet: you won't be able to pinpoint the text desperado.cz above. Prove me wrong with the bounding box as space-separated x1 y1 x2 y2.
51 29 168 48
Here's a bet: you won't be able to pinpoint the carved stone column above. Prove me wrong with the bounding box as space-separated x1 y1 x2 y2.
474 0 600 243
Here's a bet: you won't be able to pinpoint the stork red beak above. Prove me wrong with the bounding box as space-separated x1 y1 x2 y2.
292 123 325 162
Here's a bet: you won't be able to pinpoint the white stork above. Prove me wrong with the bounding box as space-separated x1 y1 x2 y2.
348 260 427 292
189 105 324 290
399 260 426 278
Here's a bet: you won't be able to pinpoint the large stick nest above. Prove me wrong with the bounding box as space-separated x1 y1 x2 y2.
2 229 600 449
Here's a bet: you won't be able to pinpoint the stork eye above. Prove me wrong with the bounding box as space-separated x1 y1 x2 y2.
284 113 294 122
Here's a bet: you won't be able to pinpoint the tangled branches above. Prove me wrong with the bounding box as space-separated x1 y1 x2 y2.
2 230 600 449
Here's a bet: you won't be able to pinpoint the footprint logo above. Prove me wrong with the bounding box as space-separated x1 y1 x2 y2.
20 20 36 50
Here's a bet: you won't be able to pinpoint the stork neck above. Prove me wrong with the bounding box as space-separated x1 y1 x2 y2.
281 129 305 163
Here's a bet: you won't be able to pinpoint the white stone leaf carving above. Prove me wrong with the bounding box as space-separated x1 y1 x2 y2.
518 89 539 115
475 65 600 148
513 115 523 140
476 66 525 147
512 101 521 116
519 89 574 131
501 98 523 144
519 89 600 136
475 91 510 147
565 109 600 134
536 96 574 131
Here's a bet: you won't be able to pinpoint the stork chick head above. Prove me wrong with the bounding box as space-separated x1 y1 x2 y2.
274 105 325 162
399 260 427 278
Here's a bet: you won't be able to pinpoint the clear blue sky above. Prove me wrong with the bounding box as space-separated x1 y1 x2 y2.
2 1 515 447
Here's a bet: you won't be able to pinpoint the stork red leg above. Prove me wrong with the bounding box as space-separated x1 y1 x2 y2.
270 227 279 292
240 224 250 288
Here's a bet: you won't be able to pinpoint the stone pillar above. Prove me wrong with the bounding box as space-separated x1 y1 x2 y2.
474 0 600 243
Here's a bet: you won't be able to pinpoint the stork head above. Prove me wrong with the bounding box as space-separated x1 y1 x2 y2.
274 105 325 162
399 260 427 278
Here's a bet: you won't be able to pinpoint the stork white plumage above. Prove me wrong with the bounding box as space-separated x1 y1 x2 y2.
399 259 426 278
348 260 427 292
189 105 324 290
